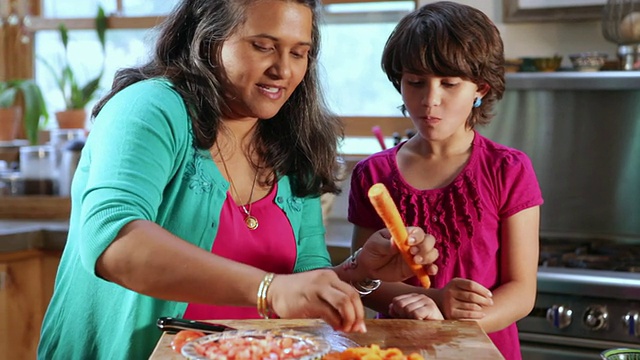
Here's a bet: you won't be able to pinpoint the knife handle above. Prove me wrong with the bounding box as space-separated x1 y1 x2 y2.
156 317 233 333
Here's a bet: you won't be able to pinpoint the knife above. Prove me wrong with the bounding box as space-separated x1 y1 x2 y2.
156 317 235 333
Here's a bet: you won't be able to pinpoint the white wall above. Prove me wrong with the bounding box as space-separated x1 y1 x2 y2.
420 0 617 67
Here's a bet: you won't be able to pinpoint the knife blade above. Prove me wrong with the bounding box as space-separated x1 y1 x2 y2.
156 317 235 333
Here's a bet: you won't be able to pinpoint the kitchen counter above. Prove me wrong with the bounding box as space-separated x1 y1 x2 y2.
0 219 68 253
505 71 640 90
149 319 504 359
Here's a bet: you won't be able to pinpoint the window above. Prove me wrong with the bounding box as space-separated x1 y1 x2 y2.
32 0 414 127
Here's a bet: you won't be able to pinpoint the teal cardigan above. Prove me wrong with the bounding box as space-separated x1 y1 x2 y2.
38 79 332 359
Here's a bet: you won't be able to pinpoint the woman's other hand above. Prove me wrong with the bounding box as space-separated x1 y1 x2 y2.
358 227 438 281
388 293 444 320
267 269 367 333
440 278 492 320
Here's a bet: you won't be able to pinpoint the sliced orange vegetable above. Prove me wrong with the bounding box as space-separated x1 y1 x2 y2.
367 183 431 288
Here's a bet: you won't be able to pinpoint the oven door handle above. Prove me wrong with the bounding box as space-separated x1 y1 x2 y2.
520 332 640 350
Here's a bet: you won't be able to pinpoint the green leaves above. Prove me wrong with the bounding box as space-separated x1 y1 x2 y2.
0 79 49 145
42 5 107 111
96 6 107 52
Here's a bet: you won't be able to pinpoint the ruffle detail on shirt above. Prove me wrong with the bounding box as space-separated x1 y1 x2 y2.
393 170 483 266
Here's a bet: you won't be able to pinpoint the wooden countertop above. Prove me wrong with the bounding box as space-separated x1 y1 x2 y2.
149 319 504 359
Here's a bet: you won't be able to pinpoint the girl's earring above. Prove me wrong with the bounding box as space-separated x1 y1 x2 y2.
473 97 482 108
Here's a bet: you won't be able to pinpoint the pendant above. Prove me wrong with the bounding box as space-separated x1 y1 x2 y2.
245 215 259 230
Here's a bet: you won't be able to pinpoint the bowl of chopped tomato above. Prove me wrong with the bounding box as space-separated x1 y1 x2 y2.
181 329 331 360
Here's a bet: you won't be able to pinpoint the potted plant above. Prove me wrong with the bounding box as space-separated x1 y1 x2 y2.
0 79 48 145
40 5 107 129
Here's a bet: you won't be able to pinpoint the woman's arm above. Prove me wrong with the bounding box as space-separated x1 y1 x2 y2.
98 219 368 333
97 220 264 306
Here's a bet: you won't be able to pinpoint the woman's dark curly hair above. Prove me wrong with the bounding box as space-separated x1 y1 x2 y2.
381 1 505 128
93 0 343 197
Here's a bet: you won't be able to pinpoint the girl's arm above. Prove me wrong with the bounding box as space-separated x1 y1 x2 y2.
474 206 540 332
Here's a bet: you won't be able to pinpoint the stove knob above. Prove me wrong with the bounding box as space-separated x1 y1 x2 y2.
623 311 639 337
547 304 572 329
583 305 608 331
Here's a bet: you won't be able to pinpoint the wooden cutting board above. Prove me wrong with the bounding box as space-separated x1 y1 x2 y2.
149 319 504 359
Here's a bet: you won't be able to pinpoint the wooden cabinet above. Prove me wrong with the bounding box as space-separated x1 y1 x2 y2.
0 249 61 360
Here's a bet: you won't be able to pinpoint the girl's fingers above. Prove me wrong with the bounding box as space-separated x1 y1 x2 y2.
391 293 443 320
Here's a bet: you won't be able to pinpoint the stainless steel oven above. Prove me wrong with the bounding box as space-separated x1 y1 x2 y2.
517 242 640 360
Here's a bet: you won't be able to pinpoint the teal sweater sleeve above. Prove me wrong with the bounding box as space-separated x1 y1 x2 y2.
77 79 190 274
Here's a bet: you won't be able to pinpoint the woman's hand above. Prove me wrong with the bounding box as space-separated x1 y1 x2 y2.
267 269 367 333
440 278 493 320
388 293 444 320
358 227 438 282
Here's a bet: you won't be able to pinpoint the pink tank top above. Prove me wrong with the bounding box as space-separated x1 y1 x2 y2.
183 183 297 320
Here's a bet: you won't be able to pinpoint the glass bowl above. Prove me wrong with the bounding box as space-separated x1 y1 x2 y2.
569 52 608 72
601 348 640 360
181 329 332 360
533 56 563 72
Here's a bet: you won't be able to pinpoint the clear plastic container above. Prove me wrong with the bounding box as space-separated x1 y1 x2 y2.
19 145 58 195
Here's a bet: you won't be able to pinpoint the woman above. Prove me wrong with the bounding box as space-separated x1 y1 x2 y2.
37 0 438 359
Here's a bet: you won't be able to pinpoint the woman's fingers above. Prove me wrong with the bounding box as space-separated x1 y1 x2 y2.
319 278 366 333
269 270 366 333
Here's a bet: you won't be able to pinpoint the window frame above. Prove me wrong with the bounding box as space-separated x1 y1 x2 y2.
3 0 416 137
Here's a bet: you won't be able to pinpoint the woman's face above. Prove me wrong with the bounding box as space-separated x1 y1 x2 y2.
400 73 485 142
220 0 312 121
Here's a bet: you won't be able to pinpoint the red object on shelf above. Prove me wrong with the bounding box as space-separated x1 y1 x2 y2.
371 126 386 150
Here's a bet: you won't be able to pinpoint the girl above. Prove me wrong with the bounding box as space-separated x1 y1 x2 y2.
348 2 543 359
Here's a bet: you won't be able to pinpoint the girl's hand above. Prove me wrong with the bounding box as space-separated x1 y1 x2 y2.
267 269 367 333
440 278 493 320
388 293 444 320
358 227 438 281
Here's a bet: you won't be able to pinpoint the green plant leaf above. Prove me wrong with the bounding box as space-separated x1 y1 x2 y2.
18 81 48 145
78 74 102 109
96 6 107 51
0 79 49 145
0 87 17 108
40 6 106 112
38 56 66 98
58 23 69 51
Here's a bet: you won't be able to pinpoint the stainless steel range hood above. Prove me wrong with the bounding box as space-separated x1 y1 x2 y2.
479 72 640 242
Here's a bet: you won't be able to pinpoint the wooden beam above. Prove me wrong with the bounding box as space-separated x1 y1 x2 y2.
26 15 164 31
0 197 70 220
342 116 414 137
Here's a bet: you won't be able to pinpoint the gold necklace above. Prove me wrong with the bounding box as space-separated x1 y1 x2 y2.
215 143 259 230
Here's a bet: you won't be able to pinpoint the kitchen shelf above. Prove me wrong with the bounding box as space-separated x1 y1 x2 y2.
506 71 640 90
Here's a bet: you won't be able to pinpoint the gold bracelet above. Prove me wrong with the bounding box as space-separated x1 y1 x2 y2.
257 272 276 319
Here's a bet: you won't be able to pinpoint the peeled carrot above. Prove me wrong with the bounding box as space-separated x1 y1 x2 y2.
367 183 431 288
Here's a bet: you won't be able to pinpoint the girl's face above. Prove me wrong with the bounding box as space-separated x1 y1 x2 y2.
220 0 312 121
401 73 486 142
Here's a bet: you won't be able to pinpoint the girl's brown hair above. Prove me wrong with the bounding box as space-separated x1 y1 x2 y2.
381 1 505 128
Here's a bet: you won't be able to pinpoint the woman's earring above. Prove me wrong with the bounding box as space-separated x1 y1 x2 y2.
473 97 482 108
